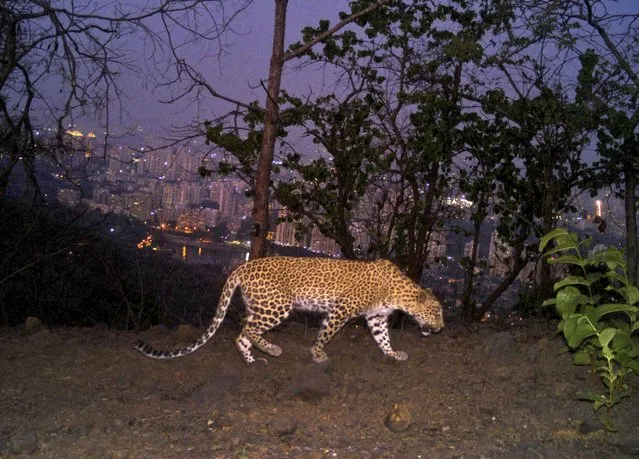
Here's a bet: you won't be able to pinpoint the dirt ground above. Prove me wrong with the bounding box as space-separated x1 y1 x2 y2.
1 317 638 458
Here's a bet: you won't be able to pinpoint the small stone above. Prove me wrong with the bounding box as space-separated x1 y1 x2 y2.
384 403 412 433
24 316 42 335
267 415 297 437
579 419 604 435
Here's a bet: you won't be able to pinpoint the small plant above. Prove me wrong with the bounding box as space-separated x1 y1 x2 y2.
540 228 639 430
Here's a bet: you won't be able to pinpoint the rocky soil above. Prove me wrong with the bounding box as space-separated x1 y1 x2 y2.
1 317 638 458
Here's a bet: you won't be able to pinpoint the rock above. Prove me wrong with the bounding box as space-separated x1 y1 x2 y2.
8 431 38 455
579 419 604 435
384 403 412 433
267 415 297 437
482 331 518 358
23 316 42 335
0 432 7 453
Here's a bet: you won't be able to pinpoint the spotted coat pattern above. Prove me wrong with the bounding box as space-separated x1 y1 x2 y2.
134 256 445 364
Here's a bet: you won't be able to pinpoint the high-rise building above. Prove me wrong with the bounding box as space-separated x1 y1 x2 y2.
426 230 448 262
310 226 340 257
274 208 302 247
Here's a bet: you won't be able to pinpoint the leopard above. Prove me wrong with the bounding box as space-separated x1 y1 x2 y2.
134 256 444 364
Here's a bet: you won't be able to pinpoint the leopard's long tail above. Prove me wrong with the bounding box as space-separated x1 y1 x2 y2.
134 270 240 359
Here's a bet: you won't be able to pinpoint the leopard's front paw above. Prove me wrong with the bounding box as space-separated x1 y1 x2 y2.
311 347 328 363
265 344 282 357
393 350 408 361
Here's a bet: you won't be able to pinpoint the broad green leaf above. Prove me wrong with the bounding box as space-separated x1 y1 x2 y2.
563 315 597 348
578 390 605 405
542 298 557 308
588 248 624 266
587 272 602 284
593 400 605 412
605 271 627 285
554 275 589 291
549 254 583 266
572 349 591 366
623 286 639 305
598 328 617 348
541 232 580 257
595 303 638 321
539 228 571 252
626 360 639 374
632 321 639 333
601 346 614 360
555 286 584 316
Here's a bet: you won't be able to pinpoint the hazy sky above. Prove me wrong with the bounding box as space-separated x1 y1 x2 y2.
98 0 638 143
117 1 353 133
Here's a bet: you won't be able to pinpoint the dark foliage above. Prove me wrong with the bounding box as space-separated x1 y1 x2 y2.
0 203 226 329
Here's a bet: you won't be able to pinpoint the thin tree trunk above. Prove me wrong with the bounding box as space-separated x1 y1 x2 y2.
248 0 391 259
460 208 484 322
249 0 287 259
624 160 638 284
474 253 526 319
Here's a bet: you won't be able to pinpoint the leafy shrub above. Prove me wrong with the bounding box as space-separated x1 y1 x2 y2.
540 228 639 430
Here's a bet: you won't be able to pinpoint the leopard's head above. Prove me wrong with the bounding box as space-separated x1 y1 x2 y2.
411 289 444 336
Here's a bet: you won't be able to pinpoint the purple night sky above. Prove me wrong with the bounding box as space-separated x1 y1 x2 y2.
117 1 353 133
61 0 637 147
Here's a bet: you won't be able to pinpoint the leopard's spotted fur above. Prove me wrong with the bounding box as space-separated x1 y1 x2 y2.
134 256 444 363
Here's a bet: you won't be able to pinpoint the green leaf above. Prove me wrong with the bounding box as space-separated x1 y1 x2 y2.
578 389 604 403
549 254 583 266
539 228 571 252
605 270 627 285
623 286 639 305
554 275 590 291
563 315 597 348
588 248 625 266
598 328 617 348
595 303 638 321
555 286 585 316
572 350 591 366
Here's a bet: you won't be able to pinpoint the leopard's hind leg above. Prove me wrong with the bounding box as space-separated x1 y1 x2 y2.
235 294 291 363
310 307 350 363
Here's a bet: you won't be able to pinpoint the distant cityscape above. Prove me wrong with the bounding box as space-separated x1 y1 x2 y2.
45 126 627 286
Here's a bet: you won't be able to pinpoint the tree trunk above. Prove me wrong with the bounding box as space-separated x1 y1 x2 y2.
460 217 482 322
474 250 527 319
624 160 638 284
249 0 288 259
